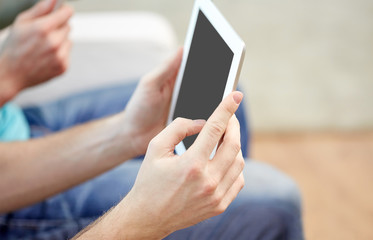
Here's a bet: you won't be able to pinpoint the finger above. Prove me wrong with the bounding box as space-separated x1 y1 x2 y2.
209 115 241 182
37 5 74 31
46 24 71 52
56 39 72 74
149 118 206 156
218 172 245 213
17 0 56 21
215 150 245 198
145 47 183 86
193 91 243 158
167 48 183 91
45 38 71 77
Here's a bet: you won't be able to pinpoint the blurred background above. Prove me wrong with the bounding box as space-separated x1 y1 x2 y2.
1 0 372 239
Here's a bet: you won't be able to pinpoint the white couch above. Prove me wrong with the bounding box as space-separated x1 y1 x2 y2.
14 12 178 106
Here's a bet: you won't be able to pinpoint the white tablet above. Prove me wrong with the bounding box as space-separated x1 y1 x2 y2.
167 0 245 155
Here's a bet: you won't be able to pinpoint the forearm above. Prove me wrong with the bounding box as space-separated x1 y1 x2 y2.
0 55 20 107
0 112 137 213
0 28 12 104
73 194 167 240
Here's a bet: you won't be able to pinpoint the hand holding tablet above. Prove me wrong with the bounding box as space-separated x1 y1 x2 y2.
168 0 245 156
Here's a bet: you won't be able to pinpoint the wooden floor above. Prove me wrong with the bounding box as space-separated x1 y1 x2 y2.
251 132 373 240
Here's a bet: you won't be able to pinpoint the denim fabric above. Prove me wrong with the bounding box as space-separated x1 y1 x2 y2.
0 82 303 239
22 81 250 158
1 161 303 240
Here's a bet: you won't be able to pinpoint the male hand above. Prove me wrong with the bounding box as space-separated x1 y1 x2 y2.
0 0 73 101
113 91 245 239
122 48 183 157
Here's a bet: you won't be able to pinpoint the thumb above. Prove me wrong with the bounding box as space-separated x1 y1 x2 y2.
145 47 183 86
148 118 206 155
18 0 56 21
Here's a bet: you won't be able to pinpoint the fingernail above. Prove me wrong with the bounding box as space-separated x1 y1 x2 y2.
233 92 243 104
193 119 206 125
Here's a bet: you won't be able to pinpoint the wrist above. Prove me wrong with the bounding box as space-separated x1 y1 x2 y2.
0 57 21 106
108 192 170 240
77 200 167 240
119 111 147 158
110 112 141 160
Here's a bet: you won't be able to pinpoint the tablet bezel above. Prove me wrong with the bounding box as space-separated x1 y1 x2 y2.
167 0 246 155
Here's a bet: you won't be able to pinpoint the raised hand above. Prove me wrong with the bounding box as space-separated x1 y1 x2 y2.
0 0 73 105
122 48 183 157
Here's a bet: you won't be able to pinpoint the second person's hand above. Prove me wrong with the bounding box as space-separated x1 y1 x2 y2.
0 0 73 103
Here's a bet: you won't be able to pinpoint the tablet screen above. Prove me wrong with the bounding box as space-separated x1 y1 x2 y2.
172 10 234 149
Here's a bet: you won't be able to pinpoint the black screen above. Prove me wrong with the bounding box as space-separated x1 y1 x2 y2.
173 10 234 149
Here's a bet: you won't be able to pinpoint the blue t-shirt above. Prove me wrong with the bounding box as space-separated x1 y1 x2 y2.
0 103 30 141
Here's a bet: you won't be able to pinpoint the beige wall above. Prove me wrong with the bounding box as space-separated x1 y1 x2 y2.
72 0 373 132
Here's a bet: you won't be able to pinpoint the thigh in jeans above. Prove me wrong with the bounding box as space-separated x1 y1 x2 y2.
1 160 303 240
0 160 141 240
22 81 139 136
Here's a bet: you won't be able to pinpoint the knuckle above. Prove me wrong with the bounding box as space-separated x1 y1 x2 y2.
202 179 218 196
239 175 245 190
232 114 239 122
212 204 227 216
186 164 203 180
221 100 235 115
53 55 67 74
229 173 237 184
54 66 64 76
238 157 245 171
207 120 226 138
174 117 187 125
209 194 222 208
59 60 68 73
231 142 241 154
36 24 49 37
57 52 65 62
48 40 60 53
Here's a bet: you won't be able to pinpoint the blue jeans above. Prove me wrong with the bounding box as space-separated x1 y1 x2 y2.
0 82 304 240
